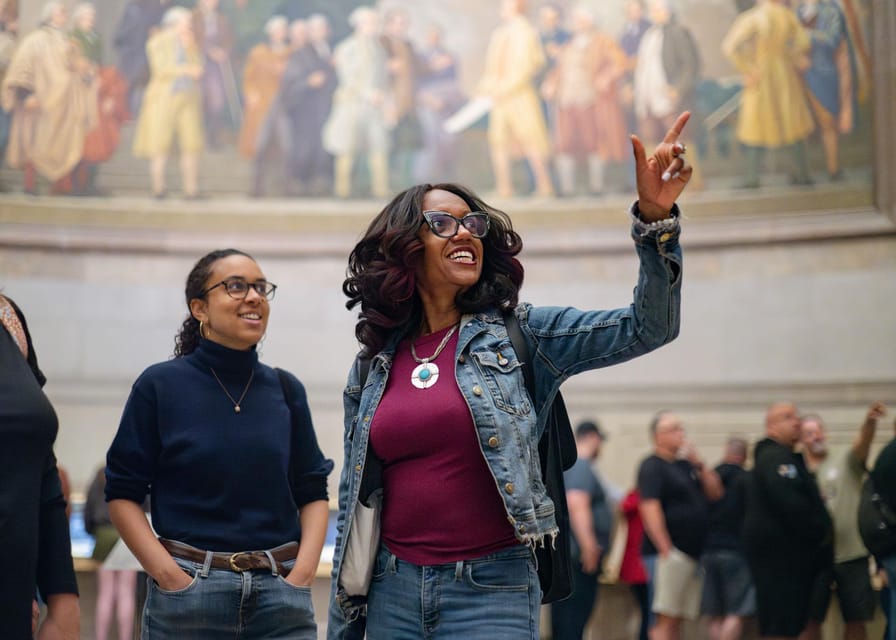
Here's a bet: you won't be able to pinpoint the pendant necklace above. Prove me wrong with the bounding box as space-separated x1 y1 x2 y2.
210 367 255 413
410 324 458 389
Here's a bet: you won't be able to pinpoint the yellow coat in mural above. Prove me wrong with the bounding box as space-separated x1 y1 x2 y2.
722 1 815 148
132 29 205 157
477 15 550 156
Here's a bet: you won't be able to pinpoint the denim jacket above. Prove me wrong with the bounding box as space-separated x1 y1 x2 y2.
327 213 682 638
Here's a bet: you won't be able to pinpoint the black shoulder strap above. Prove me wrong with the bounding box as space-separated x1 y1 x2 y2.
503 308 536 407
503 308 577 471
358 357 372 389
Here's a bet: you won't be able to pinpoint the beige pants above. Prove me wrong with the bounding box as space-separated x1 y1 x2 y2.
652 547 704 619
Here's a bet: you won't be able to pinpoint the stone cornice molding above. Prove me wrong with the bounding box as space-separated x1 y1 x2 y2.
1 191 893 258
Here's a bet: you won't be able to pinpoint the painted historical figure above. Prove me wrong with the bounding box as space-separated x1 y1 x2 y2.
722 0 815 187
1 1 97 194
541 6 627 196
238 15 290 195
797 0 857 181
279 14 337 196
476 0 554 198
633 0 701 145
132 7 205 198
322 6 391 199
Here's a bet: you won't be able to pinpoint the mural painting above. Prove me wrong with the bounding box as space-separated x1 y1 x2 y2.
0 0 876 202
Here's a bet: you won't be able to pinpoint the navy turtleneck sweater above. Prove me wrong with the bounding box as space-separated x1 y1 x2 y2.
105 339 333 551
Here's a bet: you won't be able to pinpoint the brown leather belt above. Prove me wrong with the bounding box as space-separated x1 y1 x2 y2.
160 538 298 575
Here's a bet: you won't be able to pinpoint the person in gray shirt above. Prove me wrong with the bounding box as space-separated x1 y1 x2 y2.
551 420 614 639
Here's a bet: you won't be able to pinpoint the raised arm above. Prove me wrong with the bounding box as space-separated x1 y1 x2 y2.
681 443 724 502
521 115 693 404
853 402 887 466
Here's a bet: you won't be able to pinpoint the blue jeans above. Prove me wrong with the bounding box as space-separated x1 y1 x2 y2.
366 544 540 639
141 556 315 639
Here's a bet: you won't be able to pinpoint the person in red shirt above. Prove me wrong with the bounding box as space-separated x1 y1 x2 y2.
621 488 650 640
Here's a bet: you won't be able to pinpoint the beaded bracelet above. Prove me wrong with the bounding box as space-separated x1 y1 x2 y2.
629 202 681 238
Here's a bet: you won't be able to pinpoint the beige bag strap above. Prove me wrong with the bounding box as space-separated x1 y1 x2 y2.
0 295 28 358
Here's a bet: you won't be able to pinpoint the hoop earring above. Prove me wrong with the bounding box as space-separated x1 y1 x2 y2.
199 320 207 339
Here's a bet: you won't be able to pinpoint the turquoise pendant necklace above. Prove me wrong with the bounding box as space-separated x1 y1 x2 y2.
409 324 458 389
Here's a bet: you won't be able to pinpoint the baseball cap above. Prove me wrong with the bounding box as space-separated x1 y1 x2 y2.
575 420 607 440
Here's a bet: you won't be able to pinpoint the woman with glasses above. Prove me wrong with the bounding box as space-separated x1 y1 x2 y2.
105 248 333 639
328 112 694 639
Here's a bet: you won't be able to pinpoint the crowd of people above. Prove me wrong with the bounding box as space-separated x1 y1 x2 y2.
0 0 871 198
557 403 895 640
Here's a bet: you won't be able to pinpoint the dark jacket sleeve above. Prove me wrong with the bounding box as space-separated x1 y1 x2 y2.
754 446 831 548
36 453 79 599
282 370 334 507
105 378 161 505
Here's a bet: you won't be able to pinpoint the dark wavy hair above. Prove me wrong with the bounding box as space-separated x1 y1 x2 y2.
174 248 254 357
343 183 524 357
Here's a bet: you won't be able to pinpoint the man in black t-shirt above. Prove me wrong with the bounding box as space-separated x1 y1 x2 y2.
637 411 723 640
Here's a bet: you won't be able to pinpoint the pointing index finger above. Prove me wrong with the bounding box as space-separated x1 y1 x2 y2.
663 111 691 145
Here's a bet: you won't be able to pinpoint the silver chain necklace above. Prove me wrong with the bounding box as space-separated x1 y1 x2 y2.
409 324 458 389
210 367 255 413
